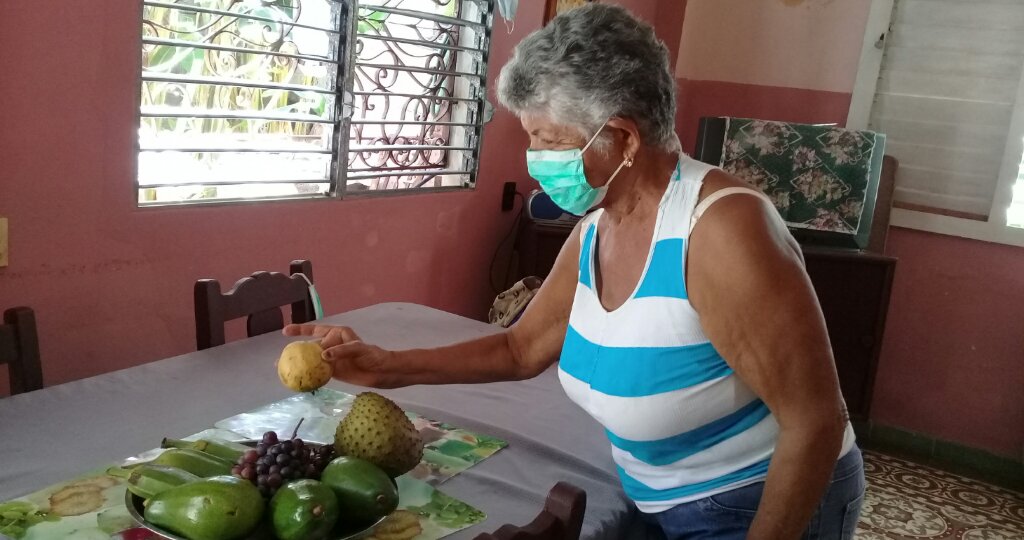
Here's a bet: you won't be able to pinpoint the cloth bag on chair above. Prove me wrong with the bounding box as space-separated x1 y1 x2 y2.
488 276 542 328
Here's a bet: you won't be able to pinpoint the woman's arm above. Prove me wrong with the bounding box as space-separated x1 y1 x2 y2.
283 223 584 388
688 177 848 540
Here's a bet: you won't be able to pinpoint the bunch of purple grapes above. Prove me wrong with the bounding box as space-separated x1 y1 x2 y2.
232 431 335 497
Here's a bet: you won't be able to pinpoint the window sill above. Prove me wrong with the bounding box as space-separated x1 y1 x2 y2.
890 208 1024 248
137 192 333 209
341 185 473 199
136 185 474 208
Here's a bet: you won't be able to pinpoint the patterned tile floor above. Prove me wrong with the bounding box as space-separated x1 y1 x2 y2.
859 450 1024 539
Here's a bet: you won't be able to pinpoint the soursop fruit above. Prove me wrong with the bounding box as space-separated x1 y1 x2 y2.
333 392 424 478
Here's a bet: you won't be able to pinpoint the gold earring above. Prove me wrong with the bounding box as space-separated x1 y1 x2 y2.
625 157 634 167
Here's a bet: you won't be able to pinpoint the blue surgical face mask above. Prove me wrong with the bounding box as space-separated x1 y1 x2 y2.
526 123 631 216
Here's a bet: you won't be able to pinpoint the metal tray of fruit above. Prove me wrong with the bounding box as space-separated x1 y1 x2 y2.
124 439 389 540
124 490 386 540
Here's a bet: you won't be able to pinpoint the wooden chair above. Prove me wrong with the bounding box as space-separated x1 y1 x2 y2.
868 155 898 253
473 482 586 540
194 260 316 350
0 307 43 394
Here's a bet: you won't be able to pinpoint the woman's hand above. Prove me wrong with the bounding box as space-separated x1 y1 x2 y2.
282 324 394 388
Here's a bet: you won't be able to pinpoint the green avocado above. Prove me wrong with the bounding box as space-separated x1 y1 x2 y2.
320 457 398 526
144 475 264 540
270 479 339 540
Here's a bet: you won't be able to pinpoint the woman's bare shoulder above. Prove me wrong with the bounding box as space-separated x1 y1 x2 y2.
690 168 798 257
697 168 755 202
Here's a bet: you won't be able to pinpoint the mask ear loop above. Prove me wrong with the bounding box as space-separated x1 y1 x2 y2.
581 123 607 154
293 272 324 321
582 119 635 188
604 155 632 187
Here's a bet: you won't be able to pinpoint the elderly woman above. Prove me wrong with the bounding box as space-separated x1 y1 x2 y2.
287 4 864 539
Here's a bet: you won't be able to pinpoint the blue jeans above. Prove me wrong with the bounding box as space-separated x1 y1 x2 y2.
645 446 865 540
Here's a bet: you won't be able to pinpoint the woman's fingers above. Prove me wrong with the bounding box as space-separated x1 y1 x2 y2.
317 327 363 350
282 324 361 342
320 340 389 388
282 324 307 336
282 326 371 377
282 324 331 337
321 341 364 363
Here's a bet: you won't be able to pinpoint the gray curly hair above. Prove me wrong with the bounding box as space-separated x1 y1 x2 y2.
496 4 678 151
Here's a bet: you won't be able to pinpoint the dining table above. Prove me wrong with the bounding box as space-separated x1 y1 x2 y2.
0 302 648 539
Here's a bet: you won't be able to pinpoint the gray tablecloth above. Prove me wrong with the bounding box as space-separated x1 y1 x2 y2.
0 303 641 539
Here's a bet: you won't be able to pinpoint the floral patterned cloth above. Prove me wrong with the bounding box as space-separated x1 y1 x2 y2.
719 118 883 237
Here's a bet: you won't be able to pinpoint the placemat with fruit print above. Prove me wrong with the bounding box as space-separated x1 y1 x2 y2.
0 390 506 540
214 389 508 486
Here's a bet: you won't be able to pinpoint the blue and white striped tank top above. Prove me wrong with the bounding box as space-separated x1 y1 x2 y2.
558 155 855 513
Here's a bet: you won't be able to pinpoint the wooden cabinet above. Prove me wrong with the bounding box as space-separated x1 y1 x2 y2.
513 221 896 420
802 247 896 420
515 222 577 283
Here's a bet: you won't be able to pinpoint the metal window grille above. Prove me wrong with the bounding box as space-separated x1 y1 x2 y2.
138 0 492 205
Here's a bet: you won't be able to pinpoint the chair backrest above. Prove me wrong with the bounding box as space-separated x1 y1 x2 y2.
0 307 43 395
868 155 899 253
194 260 315 350
473 482 586 540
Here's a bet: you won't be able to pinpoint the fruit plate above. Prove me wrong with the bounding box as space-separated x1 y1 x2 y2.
124 490 387 540
123 439 389 540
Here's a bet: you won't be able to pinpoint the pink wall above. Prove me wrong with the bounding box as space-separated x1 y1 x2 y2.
674 0 1024 458
675 79 852 156
876 229 1024 456
610 0 658 23
673 0 859 152
675 0 860 150
617 0 688 68
676 0 869 93
0 0 545 394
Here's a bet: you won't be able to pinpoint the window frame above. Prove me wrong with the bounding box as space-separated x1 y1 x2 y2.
847 0 1024 247
134 0 494 207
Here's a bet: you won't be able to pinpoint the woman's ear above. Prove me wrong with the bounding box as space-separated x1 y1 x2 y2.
607 117 641 162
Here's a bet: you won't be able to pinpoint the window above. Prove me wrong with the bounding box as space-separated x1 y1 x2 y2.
1010 145 1024 228
849 0 1024 245
138 0 492 205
